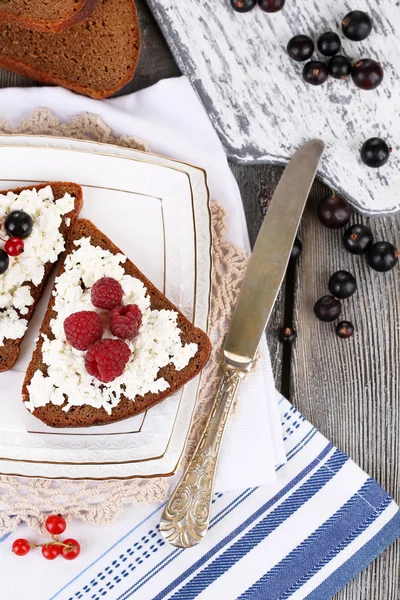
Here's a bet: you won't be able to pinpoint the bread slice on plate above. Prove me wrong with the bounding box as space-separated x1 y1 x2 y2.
0 0 98 33
0 182 83 372
0 0 141 99
22 219 212 428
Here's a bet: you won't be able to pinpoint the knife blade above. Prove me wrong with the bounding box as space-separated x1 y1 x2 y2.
224 138 325 370
160 139 324 548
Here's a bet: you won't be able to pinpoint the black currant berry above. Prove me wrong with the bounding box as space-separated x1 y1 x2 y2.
0 248 9 275
317 32 341 57
367 242 399 272
317 193 351 229
361 138 391 168
351 59 383 91
279 327 297 343
343 224 373 255
336 321 354 339
314 296 342 322
230 0 256 12
287 35 314 62
259 0 285 12
5 210 33 239
342 11 372 41
291 236 302 260
328 271 357 299
302 61 329 86
328 55 352 80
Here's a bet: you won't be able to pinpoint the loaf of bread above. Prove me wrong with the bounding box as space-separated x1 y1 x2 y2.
22 219 212 428
0 0 98 32
0 0 141 99
0 182 83 372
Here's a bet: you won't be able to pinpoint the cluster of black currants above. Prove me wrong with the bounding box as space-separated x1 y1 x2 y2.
230 0 284 13
287 10 384 91
314 272 356 339
313 191 399 337
317 192 399 272
279 190 399 343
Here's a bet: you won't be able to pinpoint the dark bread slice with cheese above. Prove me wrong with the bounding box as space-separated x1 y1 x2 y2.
0 0 140 99
0 0 98 33
22 219 212 428
0 182 83 373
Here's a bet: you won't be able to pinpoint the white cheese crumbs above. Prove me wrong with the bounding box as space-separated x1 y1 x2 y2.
0 186 74 345
25 237 198 414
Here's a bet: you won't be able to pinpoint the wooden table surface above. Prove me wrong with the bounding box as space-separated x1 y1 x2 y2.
1 1 398 597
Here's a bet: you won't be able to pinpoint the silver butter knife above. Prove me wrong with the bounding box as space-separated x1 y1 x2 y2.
160 139 325 548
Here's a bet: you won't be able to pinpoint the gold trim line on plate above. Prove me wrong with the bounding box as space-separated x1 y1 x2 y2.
0 133 211 184
0 141 212 478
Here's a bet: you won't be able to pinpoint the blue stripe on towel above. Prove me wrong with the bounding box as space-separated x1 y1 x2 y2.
118 443 334 600
116 487 256 600
151 446 344 600
285 428 317 460
239 479 392 599
305 507 400 600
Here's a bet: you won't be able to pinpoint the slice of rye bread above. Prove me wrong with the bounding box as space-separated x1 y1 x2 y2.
0 0 140 99
22 219 212 428
0 182 83 373
0 0 98 33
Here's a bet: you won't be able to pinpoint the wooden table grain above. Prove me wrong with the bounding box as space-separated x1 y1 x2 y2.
0 1 398 597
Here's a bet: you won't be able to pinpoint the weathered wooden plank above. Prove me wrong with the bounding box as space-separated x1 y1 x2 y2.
291 179 400 599
147 0 400 216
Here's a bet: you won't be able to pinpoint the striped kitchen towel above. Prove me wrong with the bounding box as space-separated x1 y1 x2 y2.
20 394 398 600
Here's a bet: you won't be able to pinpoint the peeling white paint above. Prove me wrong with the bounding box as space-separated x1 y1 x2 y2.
148 0 400 215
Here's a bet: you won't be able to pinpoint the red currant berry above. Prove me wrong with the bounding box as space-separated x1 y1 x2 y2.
12 538 30 556
42 544 61 560
5 237 24 256
45 514 67 536
61 538 80 560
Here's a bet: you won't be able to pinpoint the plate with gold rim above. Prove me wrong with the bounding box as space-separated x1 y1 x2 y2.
0 135 211 479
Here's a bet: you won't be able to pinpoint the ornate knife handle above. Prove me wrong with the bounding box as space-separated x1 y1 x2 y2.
160 365 246 548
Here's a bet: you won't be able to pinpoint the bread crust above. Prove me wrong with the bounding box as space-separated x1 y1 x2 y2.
0 0 98 33
0 0 141 99
0 182 83 372
22 219 212 428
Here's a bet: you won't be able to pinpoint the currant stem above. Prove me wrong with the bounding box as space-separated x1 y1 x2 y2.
41 540 76 549
34 535 77 551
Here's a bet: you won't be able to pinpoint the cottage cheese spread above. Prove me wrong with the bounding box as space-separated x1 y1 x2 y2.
25 237 198 414
0 186 74 346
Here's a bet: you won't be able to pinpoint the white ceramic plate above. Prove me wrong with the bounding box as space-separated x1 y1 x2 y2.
0 135 211 479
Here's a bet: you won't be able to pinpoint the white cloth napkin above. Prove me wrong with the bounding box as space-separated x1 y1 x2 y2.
0 77 285 490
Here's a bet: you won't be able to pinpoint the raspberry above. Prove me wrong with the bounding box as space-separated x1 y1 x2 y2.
85 339 131 383
64 311 103 351
110 304 142 340
91 277 123 310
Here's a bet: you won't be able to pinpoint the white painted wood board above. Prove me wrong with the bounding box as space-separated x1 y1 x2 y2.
147 0 400 215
